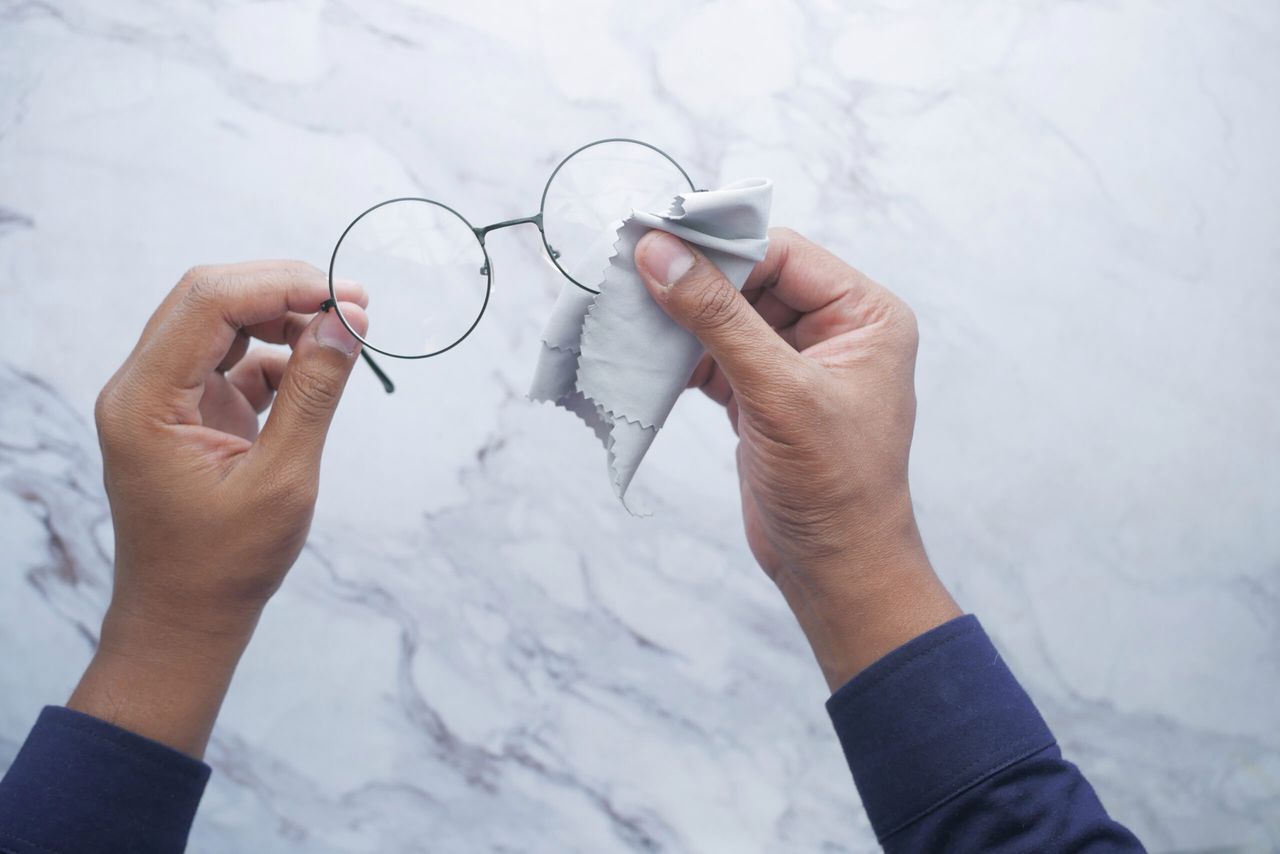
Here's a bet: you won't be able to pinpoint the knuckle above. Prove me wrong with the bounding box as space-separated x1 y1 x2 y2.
93 376 145 454
179 264 214 293
179 264 229 306
888 299 920 351
777 366 822 412
255 263 304 293
891 296 918 330
93 383 118 433
285 365 340 417
686 281 742 330
242 484 316 553
253 261 323 299
275 259 323 280
788 362 823 397
742 363 822 428
769 226 807 246
262 466 318 511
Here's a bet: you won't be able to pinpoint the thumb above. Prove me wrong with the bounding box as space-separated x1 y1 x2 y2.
634 230 797 396
252 302 367 477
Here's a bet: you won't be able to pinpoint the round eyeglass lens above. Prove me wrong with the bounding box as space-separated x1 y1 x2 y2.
329 199 489 359
541 140 695 290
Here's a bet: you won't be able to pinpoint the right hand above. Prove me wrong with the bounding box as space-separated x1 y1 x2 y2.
634 228 960 690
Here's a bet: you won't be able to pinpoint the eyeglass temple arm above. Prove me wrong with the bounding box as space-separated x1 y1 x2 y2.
319 299 395 394
358 350 395 394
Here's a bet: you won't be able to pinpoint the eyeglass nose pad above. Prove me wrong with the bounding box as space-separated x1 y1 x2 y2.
479 262 489 276
546 245 562 261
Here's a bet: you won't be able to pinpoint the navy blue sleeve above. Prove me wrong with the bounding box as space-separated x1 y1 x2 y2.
0 706 210 854
827 614 1145 852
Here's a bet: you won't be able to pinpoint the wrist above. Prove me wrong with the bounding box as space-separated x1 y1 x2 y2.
776 509 961 692
67 599 259 758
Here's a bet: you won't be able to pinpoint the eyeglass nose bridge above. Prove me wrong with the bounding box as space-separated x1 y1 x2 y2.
472 213 562 276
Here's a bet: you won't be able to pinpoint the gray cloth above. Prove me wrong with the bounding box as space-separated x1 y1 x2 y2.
529 178 774 505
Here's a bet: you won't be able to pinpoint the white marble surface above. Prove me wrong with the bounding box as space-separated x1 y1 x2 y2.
1 1 1278 851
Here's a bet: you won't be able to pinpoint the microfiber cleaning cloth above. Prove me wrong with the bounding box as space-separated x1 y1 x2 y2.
529 178 773 505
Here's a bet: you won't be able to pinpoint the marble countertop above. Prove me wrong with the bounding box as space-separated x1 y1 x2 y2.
1 1 1277 850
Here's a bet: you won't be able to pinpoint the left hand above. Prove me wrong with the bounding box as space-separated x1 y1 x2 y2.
69 261 368 757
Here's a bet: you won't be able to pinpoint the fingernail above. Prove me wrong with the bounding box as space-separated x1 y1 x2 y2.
316 309 359 356
638 231 695 288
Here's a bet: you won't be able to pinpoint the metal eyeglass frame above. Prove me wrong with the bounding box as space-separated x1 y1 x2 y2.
321 137 697 394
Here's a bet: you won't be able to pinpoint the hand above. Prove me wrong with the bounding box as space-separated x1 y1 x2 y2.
634 229 960 691
68 261 368 757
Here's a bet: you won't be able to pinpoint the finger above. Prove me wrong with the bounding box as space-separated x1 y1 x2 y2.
686 355 740 429
694 331 806 408
633 231 802 401
769 322 800 351
743 227 885 308
217 329 251 373
750 289 802 336
198 373 259 439
688 356 734 407
226 348 290 413
244 311 316 349
135 264 367 350
248 303 367 483
217 311 340 375
687 352 715 390
748 290 802 351
127 262 366 408
743 228 903 348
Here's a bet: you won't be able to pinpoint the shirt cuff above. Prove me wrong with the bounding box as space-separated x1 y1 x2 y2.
825 614 1056 842
0 705 211 854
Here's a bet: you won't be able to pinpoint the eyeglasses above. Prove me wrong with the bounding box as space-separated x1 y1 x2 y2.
322 138 697 394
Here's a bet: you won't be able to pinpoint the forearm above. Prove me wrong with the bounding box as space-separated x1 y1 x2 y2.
0 707 211 854
67 602 256 759
0 605 246 854
778 510 1142 849
826 615 1144 852
774 495 961 691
